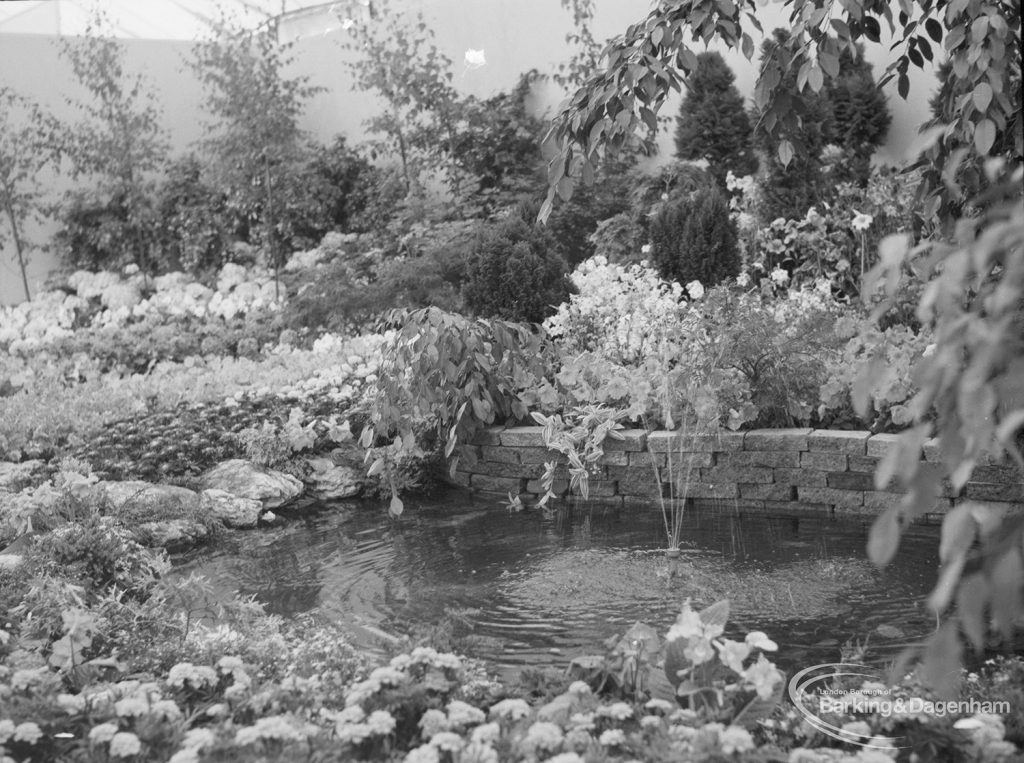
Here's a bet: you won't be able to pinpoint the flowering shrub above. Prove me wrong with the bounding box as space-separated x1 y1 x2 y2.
819 321 933 430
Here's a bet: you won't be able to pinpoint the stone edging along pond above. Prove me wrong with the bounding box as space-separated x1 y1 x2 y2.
449 427 1024 518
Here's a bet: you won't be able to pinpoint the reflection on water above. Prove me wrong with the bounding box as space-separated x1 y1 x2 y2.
173 491 941 673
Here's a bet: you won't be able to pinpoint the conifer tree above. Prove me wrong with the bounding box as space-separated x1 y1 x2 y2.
674 52 758 187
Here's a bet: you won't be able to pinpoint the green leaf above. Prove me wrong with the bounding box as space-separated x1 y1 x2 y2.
807 65 823 93
938 503 977 563
924 17 943 42
868 506 902 565
922 620 962 699
974 119 996 154
777 140 794 166
972 82 993 112
956 573 989 651
389 494 404 517
699 599 730 629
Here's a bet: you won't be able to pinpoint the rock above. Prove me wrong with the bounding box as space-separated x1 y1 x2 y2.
305 457 362 499
200 489 262 529
99 481 201 521
0 460 44 492
199 460 303 510
137 520 211 551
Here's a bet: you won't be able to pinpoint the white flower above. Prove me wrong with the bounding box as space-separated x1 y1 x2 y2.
460 740 499 763
168 749 200 763
89 723 120 744
769 267 790 285
851 209 874 231
57 692 87 714
599 728 626 746
13 722 43 744
640 243 652 255
744 631 778 651
715 638 751 673
489 698 531 721
182 728 216 750
736 271 751 287
719 725 754 754
923 342 937 357
596 702 633 721
685 280 705 300
464 48 486 67
641 715 663 728
419 708 449 737
404 744 440 763
429 731 465 752
644 698 675 714
471 722 501 745
109 732 142 757
545 755 584 763
367 710 396 735
741 655 783 700
447 700 485 727
524 721 564 751
0 720 14 744
115 695 150 717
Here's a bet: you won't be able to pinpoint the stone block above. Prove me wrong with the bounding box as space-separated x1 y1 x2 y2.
719 450 801 468
691 498 764 511
701 466 774 484
518 447 562 464
499 427 545 447
471 428 503 446
481 446 520 464
800 452 848 471
739 483 796 500
774 468 828 487
603 429 648 451
580 480 619 497
827 472 876 491
866 433 904 458
472 460 540 480
743 428 813 452
684 482 739 499
764 500 832 514
458 444 482 465
862 492 901 511
797 486 864 508
471 475 525 494
596 450 630 466
807 430 870 455
847 456 881 473
647 431 744 452
970 464 1023 484
965 482 1024 503
628 451 667 469
617 478 668 499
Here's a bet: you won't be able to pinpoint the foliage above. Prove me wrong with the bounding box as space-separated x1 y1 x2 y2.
190 17 321 272
822 43 891 186
154 155 231 276
538 0 1022 228
697 283 848 428
304 135 375 233
341 0 467 195
588 213 645 266
462 215 575 324
858 164 1024 687
819 321 933 431
673 52 758 187
360 307 546 511
56 15 168 273
0 88 62 302
648 187 740 288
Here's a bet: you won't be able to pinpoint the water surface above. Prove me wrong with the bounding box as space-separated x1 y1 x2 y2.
175 491 942 674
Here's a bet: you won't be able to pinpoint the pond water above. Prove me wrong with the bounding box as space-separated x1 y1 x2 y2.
174 491 942 676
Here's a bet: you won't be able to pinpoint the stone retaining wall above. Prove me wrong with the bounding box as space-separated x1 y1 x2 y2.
449 427 1024 517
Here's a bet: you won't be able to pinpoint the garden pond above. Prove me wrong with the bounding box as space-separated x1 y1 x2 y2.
174 491 942 677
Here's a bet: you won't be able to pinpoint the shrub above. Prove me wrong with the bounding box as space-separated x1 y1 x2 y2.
462 214 574 323
56 189 157 273
305 136 374 232
648 187 740 288
155 154 231 276
673 52 758 187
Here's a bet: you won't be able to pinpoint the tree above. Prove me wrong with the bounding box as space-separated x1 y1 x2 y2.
673 51 757 187
191 15 321 292
538 0 1022 689
824 43 891 185
752 29 833 221
58 15 168 273
0 89 61 301
341 0 468 196
649 187 740 287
